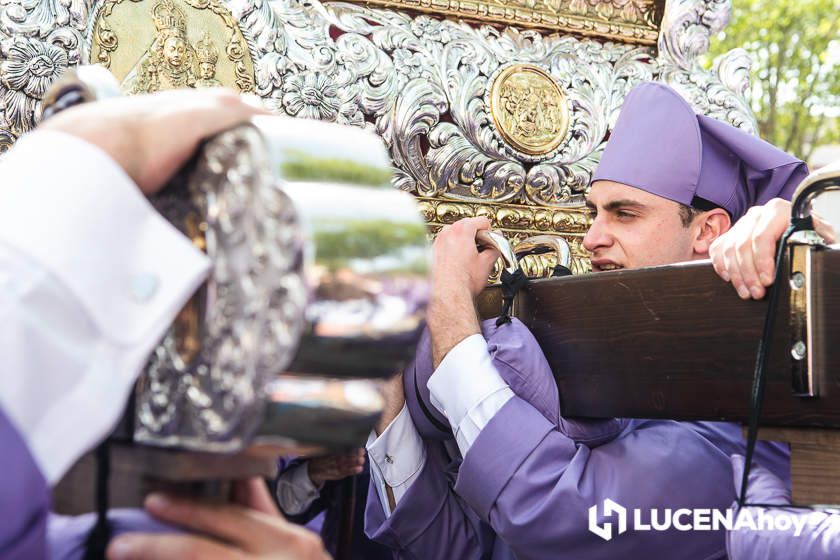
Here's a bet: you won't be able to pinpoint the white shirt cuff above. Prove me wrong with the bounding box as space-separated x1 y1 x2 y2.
276 461 321 516
0 130 210 483
366 404 426 516
427 334 514 454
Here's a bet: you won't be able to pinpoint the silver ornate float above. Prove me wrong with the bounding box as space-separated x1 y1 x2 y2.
1 0 756 276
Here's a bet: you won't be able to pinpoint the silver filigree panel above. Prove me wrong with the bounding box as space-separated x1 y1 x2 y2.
136 124 306 450
0 0 754 207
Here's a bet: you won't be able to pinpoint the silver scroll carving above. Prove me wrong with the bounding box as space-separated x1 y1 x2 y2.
2 0 754 203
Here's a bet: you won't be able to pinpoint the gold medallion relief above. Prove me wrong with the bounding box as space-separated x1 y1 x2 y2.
90 0 254 94
488 64 570 158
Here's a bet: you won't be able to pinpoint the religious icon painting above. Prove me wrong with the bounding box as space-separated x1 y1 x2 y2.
89 0 255 94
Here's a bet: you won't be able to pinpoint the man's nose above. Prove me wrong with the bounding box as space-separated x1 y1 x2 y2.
583 216 612 253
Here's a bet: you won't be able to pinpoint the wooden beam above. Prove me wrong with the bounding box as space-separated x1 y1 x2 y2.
479 248 840 427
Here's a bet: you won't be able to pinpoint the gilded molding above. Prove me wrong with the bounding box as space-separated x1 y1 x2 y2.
418 196 592 275
356 0 664 45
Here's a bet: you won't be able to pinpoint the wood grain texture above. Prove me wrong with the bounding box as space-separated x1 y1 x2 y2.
491 249 840 427
790 444 840 505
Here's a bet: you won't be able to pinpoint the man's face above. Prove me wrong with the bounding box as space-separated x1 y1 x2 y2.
583 180 698 271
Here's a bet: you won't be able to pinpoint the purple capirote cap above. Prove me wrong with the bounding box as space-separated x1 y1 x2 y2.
404 318 628 447
592 82 808 221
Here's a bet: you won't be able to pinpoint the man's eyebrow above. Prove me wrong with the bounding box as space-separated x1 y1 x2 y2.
602 199 647 212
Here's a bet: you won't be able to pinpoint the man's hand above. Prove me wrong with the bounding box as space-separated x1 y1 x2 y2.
39 88 269 195
307 449 366 488
432 217 500 298
710 198 836 299
106 478 329 560
428 217 499 367
374 372 406 436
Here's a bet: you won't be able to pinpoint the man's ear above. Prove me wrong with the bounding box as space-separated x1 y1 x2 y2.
692 208 731 256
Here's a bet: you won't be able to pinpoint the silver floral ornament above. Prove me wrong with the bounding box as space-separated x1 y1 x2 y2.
0 37 68 134
281 72 341 121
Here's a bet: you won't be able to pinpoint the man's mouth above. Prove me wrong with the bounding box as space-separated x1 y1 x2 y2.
591 260 624 272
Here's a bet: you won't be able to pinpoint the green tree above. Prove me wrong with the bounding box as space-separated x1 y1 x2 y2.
706 0 840 161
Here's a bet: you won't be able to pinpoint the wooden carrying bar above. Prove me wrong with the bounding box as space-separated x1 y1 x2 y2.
480 247 840 427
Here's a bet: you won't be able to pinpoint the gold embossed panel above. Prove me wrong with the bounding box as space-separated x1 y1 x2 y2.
90 0 254 93
488 64 570 160
358 0 665 44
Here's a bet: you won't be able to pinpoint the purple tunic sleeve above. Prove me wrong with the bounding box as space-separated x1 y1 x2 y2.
0 405 181 560
454 397 738 560
727 507 840 559
727 455 840 559
364 441 498 559
0 406 49 560
48 509 182 560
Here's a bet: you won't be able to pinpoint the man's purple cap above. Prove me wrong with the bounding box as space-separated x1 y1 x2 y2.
592 82 808 221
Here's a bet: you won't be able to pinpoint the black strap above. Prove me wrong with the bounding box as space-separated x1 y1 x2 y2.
739 216 813 507
83 439 113 560
496 269 529 327
551 265 572 277
334 476 357 560
413 365 452 434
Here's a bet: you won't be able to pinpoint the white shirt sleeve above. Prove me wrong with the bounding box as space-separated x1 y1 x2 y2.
276 461 321 516
366 404 426 517
427 334 514 456
0 130 210 484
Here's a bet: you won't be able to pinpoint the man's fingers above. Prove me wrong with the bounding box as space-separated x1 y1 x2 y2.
720 244 749 300
453 216 492 235
107 532 246 560
734 234 763 299
751 199 792 286
144 493 281 550
710 209 758 285
135 90 268 192
812 211 837 244
334 454 365 476
229 478 279 515
709 238 729 282
310 451 366 481
41 88 270 195
477 246 501 275
168 89 270 142
709 236 730 282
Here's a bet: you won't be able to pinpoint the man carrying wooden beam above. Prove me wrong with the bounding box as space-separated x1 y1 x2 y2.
363 81 809 559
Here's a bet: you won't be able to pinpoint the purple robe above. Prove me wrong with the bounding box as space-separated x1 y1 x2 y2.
276 456 392 559
48 510 180 560
367 408 788 558
727 455 840 559
0 405 181 560
0 406 49 559
368 320 790 559
365 438 513 559
405 319 629 446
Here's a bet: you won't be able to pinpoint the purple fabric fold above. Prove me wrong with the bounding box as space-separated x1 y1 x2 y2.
48 509 182 560
404 317 629 446
726 454 840 560
0 406 49 560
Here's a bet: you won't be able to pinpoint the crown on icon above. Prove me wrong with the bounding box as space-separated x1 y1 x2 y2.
152 0 187 34
195 31 219 64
